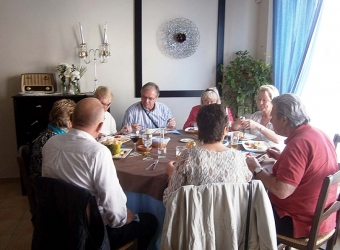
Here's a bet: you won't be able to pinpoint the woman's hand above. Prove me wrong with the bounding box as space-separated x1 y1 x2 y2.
246 157 261 173
266 147 281 160
120 125 132 134
166 161 176 177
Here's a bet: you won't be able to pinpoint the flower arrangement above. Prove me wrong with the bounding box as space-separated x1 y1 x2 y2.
56 63 86 94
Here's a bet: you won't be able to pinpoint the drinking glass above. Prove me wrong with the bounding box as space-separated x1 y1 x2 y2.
130 132 140 156
176 146 186 159
142 133 153 161
230 132 240 149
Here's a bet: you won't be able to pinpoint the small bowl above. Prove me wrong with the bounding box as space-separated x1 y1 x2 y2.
137 145 152 152
152 136 171 147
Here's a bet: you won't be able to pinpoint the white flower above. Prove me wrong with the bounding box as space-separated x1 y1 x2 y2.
70 71 80 82
63 68 72 78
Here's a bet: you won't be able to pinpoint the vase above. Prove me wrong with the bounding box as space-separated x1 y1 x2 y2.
72 81 81 95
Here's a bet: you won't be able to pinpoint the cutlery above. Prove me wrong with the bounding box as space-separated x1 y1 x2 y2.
145 160 159 171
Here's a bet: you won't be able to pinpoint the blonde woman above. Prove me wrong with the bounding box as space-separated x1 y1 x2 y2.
183 87 234 130
29 99 76 178
232 85 285 144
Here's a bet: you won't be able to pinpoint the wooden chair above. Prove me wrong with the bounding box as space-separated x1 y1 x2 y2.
16 144 37 226
277 170 340 250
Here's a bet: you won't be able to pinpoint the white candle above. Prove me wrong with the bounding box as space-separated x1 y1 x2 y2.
79 22 85 44
104 22 108 44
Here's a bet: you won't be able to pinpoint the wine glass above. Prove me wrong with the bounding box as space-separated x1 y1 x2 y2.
142 133 153 161
130 132 140 156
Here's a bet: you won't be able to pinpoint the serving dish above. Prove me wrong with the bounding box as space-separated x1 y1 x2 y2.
242 141 269 153
104 135 131 144
184 127 198 134
112 148 132 158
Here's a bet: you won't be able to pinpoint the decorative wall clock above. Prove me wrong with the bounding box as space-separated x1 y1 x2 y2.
157 17 200 59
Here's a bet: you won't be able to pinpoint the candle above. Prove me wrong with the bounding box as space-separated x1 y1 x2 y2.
103 22 108 44
79 22 85 44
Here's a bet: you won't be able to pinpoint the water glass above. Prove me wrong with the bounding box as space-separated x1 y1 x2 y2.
230 132 240 149
176 146 186 159
157 139 167 158
142 133 153 161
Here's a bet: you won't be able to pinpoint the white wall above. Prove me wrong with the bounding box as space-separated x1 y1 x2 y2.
0 0 270 178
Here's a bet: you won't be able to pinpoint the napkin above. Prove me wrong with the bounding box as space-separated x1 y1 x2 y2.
168 130 181 135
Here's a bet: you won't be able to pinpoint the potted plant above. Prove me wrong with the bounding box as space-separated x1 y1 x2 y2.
219 50 272 118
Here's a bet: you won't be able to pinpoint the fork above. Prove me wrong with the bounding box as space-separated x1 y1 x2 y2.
145 159 159 171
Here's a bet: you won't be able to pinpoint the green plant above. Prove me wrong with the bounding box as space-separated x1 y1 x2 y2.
219 50 272 117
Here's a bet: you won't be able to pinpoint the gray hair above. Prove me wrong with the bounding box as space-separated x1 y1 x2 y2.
272 93 310 127
141 82 160 97
200 87 221 105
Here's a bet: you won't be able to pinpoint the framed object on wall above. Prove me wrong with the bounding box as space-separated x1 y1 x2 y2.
134 0 225 98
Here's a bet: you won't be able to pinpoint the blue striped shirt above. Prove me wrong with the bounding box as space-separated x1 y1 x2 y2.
122 102 173 129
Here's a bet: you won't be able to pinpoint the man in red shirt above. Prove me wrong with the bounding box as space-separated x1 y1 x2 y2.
247 93 338 238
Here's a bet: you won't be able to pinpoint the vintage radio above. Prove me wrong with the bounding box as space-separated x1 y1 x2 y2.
21 73 56 93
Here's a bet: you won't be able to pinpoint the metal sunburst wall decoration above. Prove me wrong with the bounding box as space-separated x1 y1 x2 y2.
157 18 200 59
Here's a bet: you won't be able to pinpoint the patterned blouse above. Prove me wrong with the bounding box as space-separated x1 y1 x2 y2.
163 146 253 204
29 129 56 178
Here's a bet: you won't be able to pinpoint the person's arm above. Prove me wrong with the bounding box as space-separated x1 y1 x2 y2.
183 106 198 130
231 117 245 131
246 157 296 199
246 120 285 144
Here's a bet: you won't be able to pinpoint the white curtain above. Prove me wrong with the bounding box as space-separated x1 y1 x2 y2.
300 0 340 142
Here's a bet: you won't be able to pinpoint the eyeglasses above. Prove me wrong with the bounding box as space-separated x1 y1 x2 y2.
101 102 111 108
141 96 157 101
257 99 271 104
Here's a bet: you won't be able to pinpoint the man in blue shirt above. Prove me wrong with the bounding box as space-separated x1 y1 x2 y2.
122 82 176 131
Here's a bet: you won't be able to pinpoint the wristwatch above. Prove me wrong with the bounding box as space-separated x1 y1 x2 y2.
254 166 263 175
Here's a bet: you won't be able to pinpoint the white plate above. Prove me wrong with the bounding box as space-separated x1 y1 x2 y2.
184 127 197 133
180 138 194 143
112 148 132 158
103 135 131 144
239 132 257 141
242 141 269 153
242 151 260 157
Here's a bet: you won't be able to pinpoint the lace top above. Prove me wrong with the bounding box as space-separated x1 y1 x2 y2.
163 146 252 203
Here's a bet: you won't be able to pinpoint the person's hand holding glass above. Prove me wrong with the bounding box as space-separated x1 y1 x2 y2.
142 133 153 161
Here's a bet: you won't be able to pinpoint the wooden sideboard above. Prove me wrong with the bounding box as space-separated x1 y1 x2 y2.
12 94 93 195
12 94 93 149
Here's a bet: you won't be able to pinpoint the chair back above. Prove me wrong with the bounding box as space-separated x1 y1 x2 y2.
16 144 37 225
32 177 110 250
278 170 340 250
161 181 277 250
333 134 340 149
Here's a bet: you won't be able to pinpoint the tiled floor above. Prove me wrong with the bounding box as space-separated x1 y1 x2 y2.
0 179 33 250
1 178 340 250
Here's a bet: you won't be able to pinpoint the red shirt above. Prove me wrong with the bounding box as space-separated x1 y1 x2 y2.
183 105 234 130
270 124 338 238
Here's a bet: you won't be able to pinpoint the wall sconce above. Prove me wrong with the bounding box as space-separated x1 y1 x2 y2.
78 22 110 91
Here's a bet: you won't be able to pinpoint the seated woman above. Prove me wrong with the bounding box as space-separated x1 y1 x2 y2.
232 85 285 145
29 99 76 179
164 104 252 204
183 87 234 130
93 86 129 136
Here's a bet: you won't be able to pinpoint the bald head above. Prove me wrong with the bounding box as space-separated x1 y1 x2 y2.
72 98 104 132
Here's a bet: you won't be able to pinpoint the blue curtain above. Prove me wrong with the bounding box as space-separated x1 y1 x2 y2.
273 0 323 94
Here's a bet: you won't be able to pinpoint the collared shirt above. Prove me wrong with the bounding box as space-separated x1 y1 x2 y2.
122 101 173 129
270 124 338 238
42 128 127 228
101 111 117 135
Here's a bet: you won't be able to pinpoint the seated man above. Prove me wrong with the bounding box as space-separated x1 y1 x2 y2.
42 98 157 250
246 93 338 239
122 82 176 131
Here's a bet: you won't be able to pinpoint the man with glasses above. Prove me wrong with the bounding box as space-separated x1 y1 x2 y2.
122 82 176 131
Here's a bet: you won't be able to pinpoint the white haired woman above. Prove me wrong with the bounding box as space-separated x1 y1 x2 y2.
232 84 285 144
183 87 234 130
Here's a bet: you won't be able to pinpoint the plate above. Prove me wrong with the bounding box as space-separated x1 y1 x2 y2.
180 138 194 143
112 148 132 158
104 135 131 144
184 127 198 134
238 132 257 141
242 151 260 157
242 141 269 153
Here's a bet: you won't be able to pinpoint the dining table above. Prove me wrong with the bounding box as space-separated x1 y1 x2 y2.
112 129 275 250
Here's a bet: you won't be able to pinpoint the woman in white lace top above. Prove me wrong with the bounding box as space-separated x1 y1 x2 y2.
163 104 252 204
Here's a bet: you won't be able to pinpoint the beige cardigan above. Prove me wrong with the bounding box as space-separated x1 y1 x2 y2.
161 181 277 250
